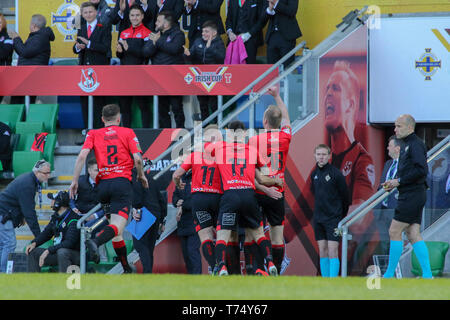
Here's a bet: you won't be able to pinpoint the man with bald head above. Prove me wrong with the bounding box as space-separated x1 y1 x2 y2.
382 114 432 278
324 60 375 207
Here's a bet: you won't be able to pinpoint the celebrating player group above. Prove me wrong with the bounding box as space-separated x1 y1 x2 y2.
173 85 292 276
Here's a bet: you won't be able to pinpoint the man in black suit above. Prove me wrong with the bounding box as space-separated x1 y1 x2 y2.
85 0 115 63
143 11 185 128
374 135 401 254
261 0 301 67
225 0 264 64
73 2 110 129
112 0 152 38
183 0 225 45
72 158 100 215
148 0 184 32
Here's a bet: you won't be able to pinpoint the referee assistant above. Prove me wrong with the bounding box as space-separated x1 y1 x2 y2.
70 104 148 272
382 114 432 279
310 144 350 277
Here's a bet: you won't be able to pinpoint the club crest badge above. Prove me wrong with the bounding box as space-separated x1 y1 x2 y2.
78 68 100 93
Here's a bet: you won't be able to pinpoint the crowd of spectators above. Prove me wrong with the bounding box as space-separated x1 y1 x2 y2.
0 0 302 129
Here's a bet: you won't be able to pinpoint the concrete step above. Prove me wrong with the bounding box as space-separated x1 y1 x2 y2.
53 145 81 178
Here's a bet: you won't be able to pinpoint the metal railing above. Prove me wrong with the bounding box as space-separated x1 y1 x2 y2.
150 41 307 169
337 134 450 277
152 46 311 180
77 203 102 274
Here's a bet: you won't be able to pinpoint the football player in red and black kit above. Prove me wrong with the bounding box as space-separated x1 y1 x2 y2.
213 121 279 276
172 125 223 274
70 104 148 272
249 86 292 274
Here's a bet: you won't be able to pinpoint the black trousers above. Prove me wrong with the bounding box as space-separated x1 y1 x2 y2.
118 96 151 128
158 95 184 128
10 96 37 104
266 32 296 67
179 233 202 274
80 96 106 129
133 221 160 273
197 95 218 122
28 247 80 273
244 37 259 64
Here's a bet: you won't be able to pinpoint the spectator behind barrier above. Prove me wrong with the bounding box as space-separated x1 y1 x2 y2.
116 4 152 128
8 14 55 105
185 20 225 122
73 1 110 129
143 11 186 128
225 0 265 64
0 13 13 104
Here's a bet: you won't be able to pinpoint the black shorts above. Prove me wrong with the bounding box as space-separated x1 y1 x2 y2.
256 193 285 226
217 189 261 231
97 177 133 220
394 189 426 225
191 192 221 232
313 217 341 242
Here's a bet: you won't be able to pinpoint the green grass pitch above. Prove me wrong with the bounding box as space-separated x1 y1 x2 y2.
0 274 449 300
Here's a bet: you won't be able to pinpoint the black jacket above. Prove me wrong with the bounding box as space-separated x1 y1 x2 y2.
261 0 301 42
0 122 12 162
142 25 185 65
148 0 184 32
188 36 225 64
310 163 350 223
0 30 13 66
117 24 151 65
32 209 80 254
376 159 399 209
132 170 167 223
74 174 99 214
73 21 110 65
397 133 428 193
80 0 114 59
172 173 196 236
14 27 55 66
225 0 264 46
111 0 152 39
0 172 41 237
183 0 225 43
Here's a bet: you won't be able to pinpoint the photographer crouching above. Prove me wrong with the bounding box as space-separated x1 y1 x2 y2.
26 191 81 273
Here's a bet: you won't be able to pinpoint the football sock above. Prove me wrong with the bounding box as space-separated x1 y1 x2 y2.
412 241 433 279
94 224 118 247
226 242 241 274
244 242 255 275
272 244 285 274
257 237 273 263
251 241 265 270
383 240 403 278
329 258 340 277
113 240 131 271
320 257 330 277
215 240 227 267
201 240 216 270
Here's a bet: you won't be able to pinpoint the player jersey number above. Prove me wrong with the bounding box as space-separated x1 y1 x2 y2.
268 152 283 172
107 145 118 165
232 158 246 177
201 166 216 186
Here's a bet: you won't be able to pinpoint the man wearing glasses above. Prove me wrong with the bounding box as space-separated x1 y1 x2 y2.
0 160 51 272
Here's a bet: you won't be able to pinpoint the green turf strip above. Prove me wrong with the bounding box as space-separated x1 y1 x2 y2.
0 274 449 300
